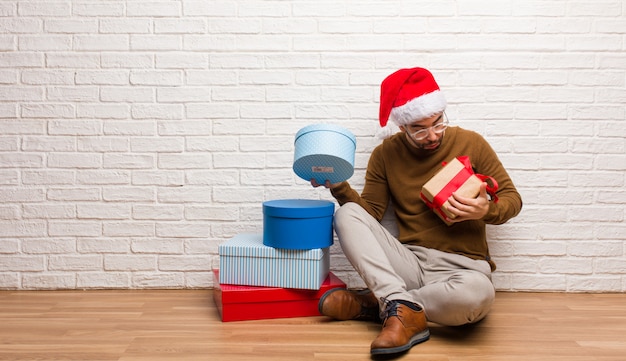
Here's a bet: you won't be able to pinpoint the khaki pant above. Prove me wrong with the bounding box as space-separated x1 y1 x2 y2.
334 202 495 326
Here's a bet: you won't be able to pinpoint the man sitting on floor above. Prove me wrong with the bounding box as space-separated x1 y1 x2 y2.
312 67 522 356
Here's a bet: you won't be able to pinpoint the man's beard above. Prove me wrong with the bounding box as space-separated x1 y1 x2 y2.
418 139 440 150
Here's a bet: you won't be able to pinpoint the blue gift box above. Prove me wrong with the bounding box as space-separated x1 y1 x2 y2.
293 123 356 184
262 199 334 250
218 233 330 290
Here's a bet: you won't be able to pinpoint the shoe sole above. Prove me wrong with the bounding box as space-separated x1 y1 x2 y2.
370 329 430 355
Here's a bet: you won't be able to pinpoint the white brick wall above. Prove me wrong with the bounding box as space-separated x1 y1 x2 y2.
0 0 624 291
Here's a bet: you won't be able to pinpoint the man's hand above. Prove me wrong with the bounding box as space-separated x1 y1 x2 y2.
310 179 342 189
445 182 491 223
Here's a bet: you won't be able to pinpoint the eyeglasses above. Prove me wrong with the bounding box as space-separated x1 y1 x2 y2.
406 114 449 141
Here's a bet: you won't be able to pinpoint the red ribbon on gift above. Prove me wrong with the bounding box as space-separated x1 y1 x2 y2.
421 156 499 215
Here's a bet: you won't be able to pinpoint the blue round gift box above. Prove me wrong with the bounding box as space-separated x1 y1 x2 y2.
293 124 356 185
262 199 335 250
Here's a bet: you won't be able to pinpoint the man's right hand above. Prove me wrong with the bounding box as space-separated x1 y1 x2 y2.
310 179 342 189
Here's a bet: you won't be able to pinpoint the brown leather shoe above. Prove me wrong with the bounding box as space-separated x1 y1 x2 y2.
318 288 380 322
370 300 430 355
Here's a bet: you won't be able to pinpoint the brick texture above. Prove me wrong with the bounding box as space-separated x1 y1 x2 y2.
0 0 624 291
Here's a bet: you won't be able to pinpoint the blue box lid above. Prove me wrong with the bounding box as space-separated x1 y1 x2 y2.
293 124 356 184
295 123 356 145
219 233 327 260
263 199 334 218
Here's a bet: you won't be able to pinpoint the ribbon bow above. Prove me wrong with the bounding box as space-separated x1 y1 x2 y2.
421 156 499 214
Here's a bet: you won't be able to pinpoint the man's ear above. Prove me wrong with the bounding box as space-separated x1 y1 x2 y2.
398 125 407 133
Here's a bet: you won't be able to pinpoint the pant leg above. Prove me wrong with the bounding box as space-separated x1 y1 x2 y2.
333 202 423 302
334 202 495 326
407 246 495 326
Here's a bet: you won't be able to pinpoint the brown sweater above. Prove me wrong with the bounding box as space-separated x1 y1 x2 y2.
330 127 522 270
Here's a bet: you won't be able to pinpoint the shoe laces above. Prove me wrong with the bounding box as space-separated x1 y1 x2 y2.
380 298 422 320
382 299 399 318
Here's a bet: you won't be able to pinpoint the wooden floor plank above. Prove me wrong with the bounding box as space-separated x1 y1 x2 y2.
0 291 625 361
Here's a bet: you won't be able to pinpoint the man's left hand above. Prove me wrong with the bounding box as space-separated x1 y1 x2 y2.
445 182 490 223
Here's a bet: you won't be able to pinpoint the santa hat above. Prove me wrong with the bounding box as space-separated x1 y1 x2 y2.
377 67 447 138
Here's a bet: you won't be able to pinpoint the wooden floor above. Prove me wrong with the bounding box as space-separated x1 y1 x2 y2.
1 290 625 361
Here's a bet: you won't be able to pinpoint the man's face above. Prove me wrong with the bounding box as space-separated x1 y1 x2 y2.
400 112 447 152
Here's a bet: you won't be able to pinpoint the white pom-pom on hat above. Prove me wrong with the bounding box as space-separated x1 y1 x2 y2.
375 122 399 140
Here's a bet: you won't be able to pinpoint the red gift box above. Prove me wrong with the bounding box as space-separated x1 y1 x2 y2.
212 269 347 322
421 156 498 225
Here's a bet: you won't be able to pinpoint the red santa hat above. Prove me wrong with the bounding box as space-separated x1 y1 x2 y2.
377 67 447 138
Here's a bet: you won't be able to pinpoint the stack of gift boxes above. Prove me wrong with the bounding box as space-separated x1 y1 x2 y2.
213 124 356 322
213 199 346 322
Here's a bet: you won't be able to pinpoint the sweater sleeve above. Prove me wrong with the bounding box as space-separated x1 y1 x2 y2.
472 136 523 225
330 144 389 221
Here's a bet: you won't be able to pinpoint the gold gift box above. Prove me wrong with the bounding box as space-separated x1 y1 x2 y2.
421 157 483 225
